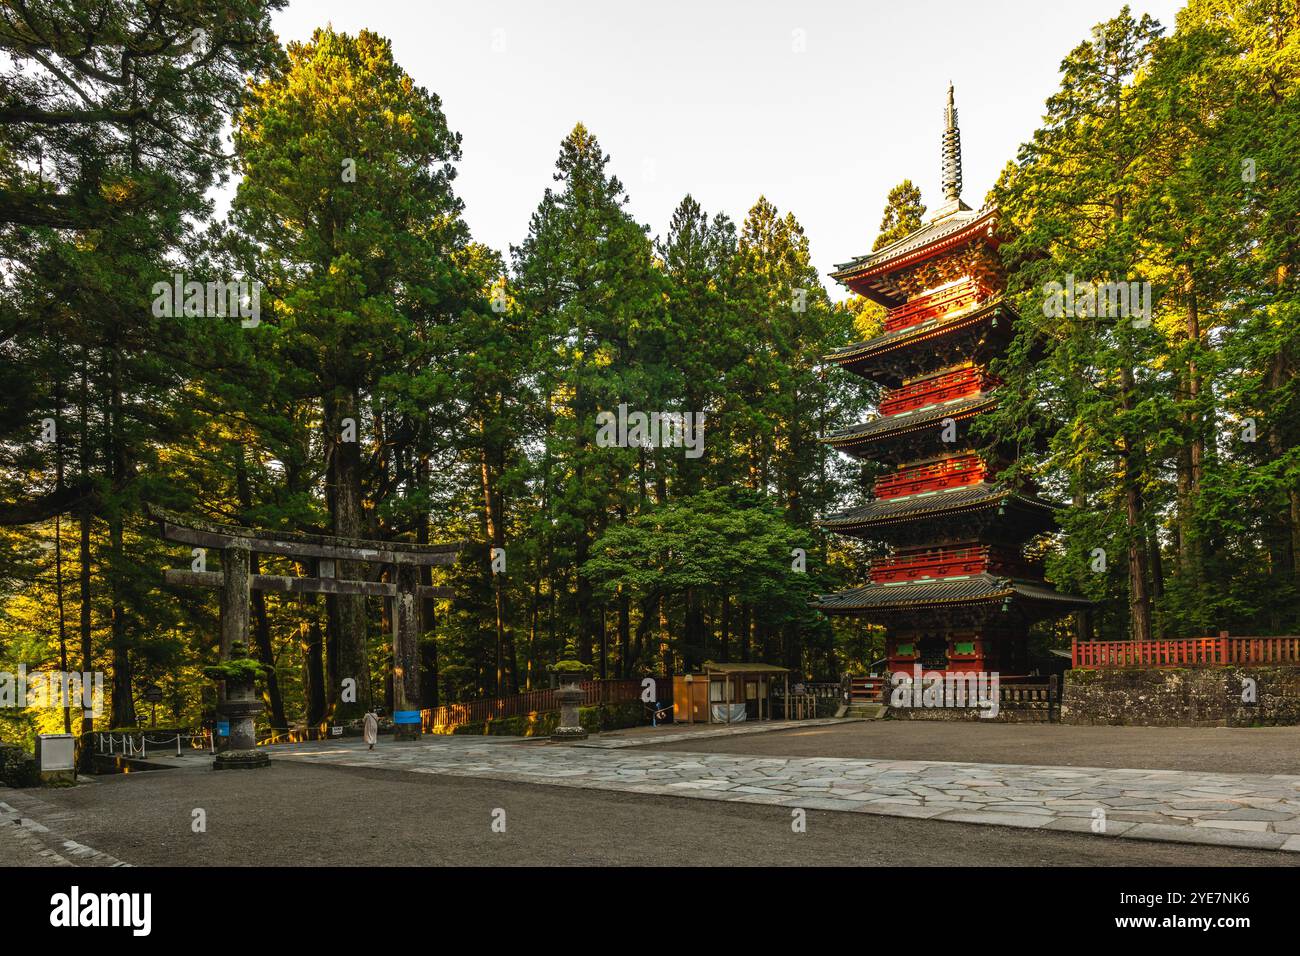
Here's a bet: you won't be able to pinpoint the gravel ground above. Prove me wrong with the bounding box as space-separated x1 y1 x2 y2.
4 759 1294 867
636 721 1300 774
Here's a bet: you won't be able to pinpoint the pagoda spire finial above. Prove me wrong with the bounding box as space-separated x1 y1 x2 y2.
941 82 963 203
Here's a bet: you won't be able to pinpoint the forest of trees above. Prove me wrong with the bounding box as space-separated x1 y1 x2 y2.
1 0 1296 741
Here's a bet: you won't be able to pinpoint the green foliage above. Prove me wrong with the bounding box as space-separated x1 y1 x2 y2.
225 25 481 721
987 0 1300 642
551 659 593 675
872 180 927 251
0 0 286 735
0 744 39 788
203 659 269 684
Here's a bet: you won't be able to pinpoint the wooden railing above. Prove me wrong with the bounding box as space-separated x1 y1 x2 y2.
801 682 844 699
848 675 885 703
870 543 1031 583
422 679 644 733
873 454 986 499
1072 634 1300 668
879 367 997 416
884 278 989 333
770 693 819 720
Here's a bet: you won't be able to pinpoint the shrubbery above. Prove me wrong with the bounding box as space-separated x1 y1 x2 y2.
0 743 39 787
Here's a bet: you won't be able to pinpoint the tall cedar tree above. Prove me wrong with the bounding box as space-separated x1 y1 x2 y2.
229 27 476 720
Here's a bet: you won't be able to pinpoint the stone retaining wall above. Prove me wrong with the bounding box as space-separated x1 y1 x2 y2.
1062 666 1300 726
888 701 1052 723
886 680 1056 722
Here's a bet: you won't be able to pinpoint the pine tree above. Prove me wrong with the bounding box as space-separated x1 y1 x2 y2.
511 124 664 669
872 180 926 251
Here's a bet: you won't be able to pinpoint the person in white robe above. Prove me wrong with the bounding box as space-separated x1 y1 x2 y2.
363 711 379 750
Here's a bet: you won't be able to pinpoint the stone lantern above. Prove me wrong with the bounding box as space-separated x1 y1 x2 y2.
207 642 271 770
550 660 592 742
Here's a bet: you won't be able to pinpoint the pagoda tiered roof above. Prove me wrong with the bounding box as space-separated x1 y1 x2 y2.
831 204 999 306
825 391 996 456
824 298 1015 386
813 572 1092 619
817 482 1059 542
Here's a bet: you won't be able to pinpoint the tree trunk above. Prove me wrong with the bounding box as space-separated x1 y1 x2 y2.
415 484 439 708
1176 276 1205 623
301 618 326 727
479 429 515 694
323 387 370 719
684 588 704 669
618 588 631 678
720 594 731 661
76 359 93 766
739 602 751 662
1119 361 1152 642
658 597 673 676
234 451 287 730
108 513 135 727
250 555 288 731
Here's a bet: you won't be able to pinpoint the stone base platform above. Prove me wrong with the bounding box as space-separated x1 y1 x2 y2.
213 749 271 770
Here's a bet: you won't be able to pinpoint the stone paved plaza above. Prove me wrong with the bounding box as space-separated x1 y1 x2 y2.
268 730 1300 853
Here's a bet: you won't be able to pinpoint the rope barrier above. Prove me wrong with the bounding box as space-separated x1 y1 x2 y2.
90 732 213 757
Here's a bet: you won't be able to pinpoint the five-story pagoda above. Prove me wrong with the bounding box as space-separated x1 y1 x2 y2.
814 86 1089 678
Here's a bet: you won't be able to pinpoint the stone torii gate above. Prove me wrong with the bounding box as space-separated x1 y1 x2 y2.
148 506 460 748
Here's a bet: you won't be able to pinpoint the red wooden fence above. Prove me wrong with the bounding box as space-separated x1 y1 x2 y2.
1072 635 1300 668
422 679 644 733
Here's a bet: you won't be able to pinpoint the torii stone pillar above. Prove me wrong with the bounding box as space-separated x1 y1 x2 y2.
215 544 269 769
220 544 250 663
391 562 422 741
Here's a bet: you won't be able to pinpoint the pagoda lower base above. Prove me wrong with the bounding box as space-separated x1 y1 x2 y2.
886 625 1028 676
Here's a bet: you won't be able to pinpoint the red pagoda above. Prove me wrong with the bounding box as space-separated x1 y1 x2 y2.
815 85 1089 678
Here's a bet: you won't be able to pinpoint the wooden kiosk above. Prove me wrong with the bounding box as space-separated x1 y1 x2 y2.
673 662 791 725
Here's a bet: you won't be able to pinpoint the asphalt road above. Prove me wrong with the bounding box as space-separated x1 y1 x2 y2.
637 721 1300 775
6 759 1294 867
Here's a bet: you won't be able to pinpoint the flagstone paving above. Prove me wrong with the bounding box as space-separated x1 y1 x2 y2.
0 796 129 867
268 736 1300 853
576 718 855 747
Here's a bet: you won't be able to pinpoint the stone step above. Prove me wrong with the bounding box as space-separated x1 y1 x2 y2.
844 703 888 719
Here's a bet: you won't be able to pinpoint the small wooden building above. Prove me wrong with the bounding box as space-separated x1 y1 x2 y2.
673 662 791 725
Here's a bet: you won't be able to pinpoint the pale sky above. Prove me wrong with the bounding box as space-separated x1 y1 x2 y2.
258 0 1187 297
